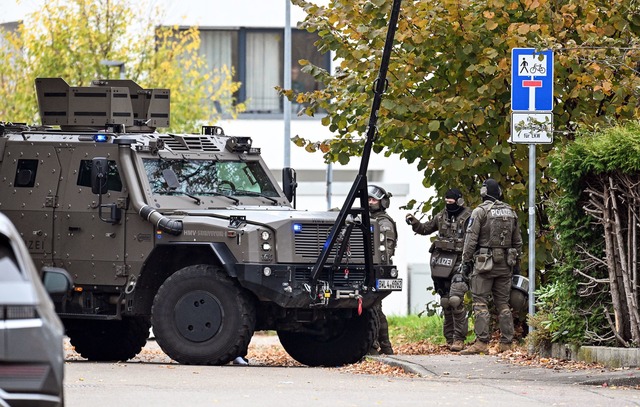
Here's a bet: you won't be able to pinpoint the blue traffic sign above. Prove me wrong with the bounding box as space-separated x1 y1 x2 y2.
511 48 553 112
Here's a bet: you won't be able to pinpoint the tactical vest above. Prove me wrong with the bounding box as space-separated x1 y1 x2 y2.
371 211 398 243
482 201 517 248
430 208 470 278
433 208 471 253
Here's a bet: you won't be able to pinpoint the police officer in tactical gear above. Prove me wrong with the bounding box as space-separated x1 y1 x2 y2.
368 184 396 355
405 188 471 352
459 178 523 355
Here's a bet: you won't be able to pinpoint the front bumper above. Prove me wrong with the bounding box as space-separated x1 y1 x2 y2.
235 263 401 308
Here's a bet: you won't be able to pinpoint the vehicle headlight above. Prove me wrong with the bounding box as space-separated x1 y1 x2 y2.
262 242 271 251
379 245 386 252
379 233 385 241
261 230 270 241
390 268 398 278
263 267 272 277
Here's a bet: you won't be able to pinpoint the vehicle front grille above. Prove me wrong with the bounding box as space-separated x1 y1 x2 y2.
293 223 371 263
294 267 367 286
0 363 51 392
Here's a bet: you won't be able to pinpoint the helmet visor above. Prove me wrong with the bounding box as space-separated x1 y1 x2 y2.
367 185 385 200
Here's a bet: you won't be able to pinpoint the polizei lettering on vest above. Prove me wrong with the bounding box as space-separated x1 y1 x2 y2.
490 209 513 217
435 257 454 266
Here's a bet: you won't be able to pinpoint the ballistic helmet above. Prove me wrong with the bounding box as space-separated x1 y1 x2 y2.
368 184 391 210
510 274 529 313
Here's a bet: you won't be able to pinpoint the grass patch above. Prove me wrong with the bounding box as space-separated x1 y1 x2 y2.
387 314 446 345
387 314 476 345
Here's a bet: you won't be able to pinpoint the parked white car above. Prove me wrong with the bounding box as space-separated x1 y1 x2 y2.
0 212 71 407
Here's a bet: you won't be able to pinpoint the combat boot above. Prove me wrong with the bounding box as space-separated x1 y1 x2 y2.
380 344 394 355
459 341 488 355
498 342 513 353
450 340 465 352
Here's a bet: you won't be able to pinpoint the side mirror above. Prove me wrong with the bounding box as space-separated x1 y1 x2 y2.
42 267 73 295
91 157 121 224
91 157 109 194
282 167 297 208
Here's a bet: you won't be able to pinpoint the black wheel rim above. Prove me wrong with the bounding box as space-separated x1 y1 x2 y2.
174 290 222 342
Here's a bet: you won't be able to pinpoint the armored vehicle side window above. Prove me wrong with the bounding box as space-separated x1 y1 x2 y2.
144 159 278 197
77 160 123 192
14 159 38 188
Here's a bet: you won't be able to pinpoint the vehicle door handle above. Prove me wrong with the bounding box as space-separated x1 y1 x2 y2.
68 226 81 232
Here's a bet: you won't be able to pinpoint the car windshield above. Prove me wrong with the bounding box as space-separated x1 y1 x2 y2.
143 158 280 198
0 244 22 282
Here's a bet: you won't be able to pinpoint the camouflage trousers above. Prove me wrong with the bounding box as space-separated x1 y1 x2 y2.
443 304 468 343
434 276 468 343
372 302 392 351
469 267 514 344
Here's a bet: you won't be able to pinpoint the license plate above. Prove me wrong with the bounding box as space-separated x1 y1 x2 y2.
376 279 402 290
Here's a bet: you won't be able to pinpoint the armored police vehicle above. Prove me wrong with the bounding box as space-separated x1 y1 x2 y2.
0 78 401 367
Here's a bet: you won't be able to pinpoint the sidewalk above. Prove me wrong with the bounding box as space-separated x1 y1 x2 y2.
373 353 640 386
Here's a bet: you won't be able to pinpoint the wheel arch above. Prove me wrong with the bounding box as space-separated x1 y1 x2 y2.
129 242 238 316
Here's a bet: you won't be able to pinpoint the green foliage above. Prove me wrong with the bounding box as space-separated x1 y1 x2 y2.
287 0 640 276
531 278 588 345
545 121 640 345
0 0 243 132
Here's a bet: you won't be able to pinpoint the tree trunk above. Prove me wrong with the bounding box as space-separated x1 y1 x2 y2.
602 182 626 342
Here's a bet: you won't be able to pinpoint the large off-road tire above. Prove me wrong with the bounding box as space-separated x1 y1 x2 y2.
65 316 150 361
277 308 379 367
151 264 256 365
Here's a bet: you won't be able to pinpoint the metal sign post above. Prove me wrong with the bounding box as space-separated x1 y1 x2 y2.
510 48 554 332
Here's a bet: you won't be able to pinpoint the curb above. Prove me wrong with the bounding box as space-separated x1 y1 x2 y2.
368 355 434 377
541 343 640 369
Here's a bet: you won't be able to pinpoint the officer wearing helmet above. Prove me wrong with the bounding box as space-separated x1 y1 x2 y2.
367 184 396 355
459 178 523 355
405 188 471 352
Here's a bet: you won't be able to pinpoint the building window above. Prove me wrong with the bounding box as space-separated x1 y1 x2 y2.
197 27 329 116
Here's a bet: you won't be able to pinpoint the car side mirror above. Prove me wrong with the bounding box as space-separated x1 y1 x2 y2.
282 167 297 208
42 267 73 295
91 157 109 194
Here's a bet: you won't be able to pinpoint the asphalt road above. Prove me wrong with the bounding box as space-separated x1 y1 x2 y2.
63 338 640 407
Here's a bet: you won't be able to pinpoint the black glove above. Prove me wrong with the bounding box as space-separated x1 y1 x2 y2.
405 214 419 226
459 261 473 278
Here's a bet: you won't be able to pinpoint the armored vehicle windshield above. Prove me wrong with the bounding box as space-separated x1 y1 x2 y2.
144 158 280 199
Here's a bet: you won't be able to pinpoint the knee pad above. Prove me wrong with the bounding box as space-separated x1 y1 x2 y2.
497 303 511 314
472 302 489 316
440 297 450 309
448 295 462 308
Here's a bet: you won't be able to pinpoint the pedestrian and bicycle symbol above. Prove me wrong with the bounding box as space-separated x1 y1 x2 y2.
518 55 547 75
